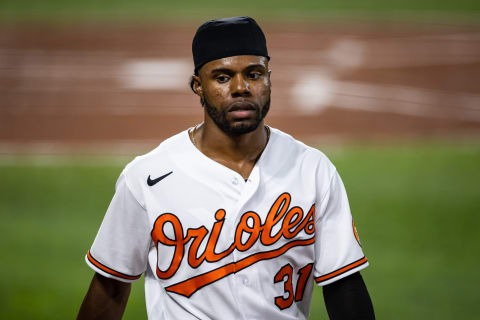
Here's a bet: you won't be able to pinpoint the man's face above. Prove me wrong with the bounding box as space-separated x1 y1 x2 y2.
194 55 271 135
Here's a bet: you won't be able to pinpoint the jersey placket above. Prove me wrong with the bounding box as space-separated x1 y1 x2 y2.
225 165 263 320
176 131 265 317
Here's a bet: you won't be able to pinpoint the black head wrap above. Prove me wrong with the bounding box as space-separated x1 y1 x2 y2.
192 16 269 74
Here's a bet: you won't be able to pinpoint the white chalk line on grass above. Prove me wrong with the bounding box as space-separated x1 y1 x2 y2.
333 84 480 121
290 69 480 121
289 34 480 121
313 86 480 122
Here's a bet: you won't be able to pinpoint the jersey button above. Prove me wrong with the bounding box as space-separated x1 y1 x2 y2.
231 177 239 185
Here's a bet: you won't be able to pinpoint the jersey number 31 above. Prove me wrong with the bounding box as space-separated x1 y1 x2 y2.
274 263 313 309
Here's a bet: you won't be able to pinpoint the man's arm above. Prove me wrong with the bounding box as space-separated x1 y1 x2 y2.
77 273 131 320
323 272 375 320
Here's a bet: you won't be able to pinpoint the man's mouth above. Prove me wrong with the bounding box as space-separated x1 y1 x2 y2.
227 101 256 118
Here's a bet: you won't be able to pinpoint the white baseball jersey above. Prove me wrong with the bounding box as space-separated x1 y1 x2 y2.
86 127 368 319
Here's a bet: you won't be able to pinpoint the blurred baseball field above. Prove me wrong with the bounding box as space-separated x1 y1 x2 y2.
1 1 480 319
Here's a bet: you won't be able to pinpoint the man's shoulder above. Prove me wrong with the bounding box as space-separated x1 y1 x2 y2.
269 127 337 188
121 129 190 180
269 127 330 163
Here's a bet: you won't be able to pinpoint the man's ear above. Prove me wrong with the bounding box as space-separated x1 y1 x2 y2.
192 75 203 97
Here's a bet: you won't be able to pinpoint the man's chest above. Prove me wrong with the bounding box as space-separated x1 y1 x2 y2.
141 171 318 298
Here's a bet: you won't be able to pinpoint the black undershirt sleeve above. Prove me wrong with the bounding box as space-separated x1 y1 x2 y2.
322 272 375 320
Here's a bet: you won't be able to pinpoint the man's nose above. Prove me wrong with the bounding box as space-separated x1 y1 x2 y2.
231 74 250 96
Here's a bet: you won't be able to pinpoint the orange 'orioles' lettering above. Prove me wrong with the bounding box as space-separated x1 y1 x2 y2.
150 192 315 297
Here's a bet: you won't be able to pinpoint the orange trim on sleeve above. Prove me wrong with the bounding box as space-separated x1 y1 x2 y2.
87 250 142 280
315 256 367 283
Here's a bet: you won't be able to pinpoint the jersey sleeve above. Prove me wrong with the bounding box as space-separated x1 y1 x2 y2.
85 172 151 283
313 169 368 286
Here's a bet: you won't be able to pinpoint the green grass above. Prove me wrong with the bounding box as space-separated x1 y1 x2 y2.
1 140 479 319
311 140 480 319
1 0 480 23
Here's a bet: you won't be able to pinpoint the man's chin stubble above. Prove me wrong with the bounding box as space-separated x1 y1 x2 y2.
202 98 270 135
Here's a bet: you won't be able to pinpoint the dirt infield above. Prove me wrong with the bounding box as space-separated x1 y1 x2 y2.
1 21 479 152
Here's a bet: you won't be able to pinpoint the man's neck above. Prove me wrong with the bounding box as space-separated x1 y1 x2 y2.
191 119 269 178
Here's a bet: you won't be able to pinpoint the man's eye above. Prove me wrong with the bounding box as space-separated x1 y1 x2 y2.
216 76 230 83
248 72 261 80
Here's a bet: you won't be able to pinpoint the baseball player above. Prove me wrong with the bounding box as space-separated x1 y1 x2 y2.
77 16 374 320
